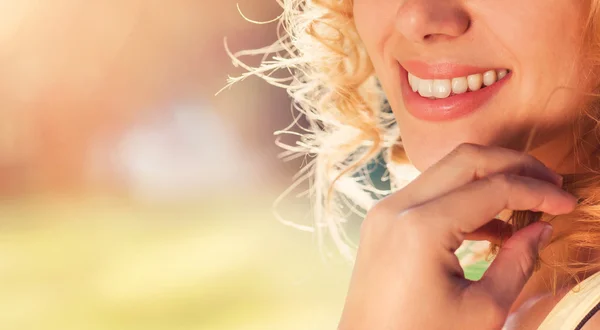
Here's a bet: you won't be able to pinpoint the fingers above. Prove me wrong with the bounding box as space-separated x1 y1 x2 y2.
385 143 562 211
467 222 552 314
404 173 576 250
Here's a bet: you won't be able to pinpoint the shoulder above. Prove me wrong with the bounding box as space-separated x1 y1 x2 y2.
504 287 600 330
503 290 569 330
581 310 600 330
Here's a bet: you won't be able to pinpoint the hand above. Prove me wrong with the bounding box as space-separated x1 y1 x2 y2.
337 144 577 330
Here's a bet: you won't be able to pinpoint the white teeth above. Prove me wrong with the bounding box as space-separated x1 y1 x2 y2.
497 69 508 80
407 69 509 99
467 74 483 91
411 75 420 92
452 77 468 94
483 70 497 86
418 79 434 98
433 79 451 98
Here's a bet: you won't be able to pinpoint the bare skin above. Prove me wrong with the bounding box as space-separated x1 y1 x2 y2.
343 0 600 328
337 144 579 329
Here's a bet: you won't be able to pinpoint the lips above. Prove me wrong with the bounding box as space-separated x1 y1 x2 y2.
399 62 511 121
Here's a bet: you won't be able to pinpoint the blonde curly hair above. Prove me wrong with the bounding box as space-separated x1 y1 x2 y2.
224 0 600 284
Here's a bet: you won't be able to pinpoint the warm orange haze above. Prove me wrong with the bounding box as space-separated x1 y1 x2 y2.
0 1 350 329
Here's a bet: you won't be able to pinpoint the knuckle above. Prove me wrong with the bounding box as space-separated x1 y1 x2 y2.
500 242 537 284
516 245 537 279
362 201 432 249
516 257 535 283
517 150 541 165
452 142 483 159
362 201 394 235
397 207 423 227
448 143 486 175
524 153 543 166
519 153 545 173
396 208 431 245
487 172 514 191
363 204 427 245
365 200 392 222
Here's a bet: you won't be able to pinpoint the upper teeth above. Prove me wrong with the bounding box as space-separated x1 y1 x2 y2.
408 69 509 99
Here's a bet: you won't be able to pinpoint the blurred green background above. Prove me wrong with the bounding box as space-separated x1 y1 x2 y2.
0 196 351 330
0 1 355 329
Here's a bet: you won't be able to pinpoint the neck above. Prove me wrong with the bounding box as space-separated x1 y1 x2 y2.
529 119 598 175
510 123 600 312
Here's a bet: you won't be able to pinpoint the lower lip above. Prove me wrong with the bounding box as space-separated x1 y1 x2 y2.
400 66 511 121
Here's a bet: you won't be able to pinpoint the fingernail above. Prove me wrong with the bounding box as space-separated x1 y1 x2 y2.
538 224 554 251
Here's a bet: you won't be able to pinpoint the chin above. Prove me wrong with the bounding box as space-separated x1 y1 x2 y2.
401 134 499 172
403 144 451 172
398 115 522 172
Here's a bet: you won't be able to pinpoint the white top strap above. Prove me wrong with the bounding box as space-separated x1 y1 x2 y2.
538 271 600 330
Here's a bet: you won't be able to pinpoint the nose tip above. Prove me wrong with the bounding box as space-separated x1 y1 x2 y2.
395 1 471 43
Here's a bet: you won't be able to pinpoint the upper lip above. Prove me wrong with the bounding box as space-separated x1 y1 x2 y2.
400 60 509 79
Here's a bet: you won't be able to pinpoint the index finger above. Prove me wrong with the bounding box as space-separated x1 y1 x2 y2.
386 144 562 211
404 173 576 251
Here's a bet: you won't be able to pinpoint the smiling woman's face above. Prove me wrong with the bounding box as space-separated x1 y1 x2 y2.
353 0 594 171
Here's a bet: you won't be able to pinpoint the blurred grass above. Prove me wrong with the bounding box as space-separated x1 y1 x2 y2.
0 194 351 330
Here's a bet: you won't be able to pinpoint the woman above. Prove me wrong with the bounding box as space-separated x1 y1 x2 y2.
227 0 600 328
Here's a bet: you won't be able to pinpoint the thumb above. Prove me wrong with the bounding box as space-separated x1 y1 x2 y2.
470 222 553 311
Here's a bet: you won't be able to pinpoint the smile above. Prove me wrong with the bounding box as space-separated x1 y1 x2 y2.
408 69 509 99
399 62 512 121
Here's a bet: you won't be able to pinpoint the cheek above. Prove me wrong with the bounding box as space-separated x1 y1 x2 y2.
353 2 396 64
353 4 405 116
480 0 587 115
